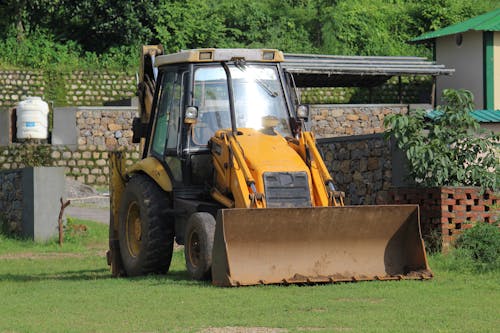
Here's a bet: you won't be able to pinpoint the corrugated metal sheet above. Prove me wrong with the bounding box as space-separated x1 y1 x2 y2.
426 109 500 123
412 8 500 42
282 53 454 87
471 110 500 122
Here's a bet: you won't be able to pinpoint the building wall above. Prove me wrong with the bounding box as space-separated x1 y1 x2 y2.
436 31 484 108
494 31 500 110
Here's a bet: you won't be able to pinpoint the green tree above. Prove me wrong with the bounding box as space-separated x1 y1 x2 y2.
155 0 226 53
53 0 158 53
410 0 499 35
320 0 427 56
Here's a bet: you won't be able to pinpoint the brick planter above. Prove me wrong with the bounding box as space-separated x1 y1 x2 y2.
389 187 498 251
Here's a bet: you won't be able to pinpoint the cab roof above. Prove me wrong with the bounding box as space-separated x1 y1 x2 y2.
154 48 284 67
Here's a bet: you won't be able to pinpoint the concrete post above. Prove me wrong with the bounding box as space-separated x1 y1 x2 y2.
0 109 12 146
22 167 65 241
52 107 77 146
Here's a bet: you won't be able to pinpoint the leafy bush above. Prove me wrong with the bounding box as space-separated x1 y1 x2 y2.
384 89 500 190
0 30 138 71
431 222 500 273
454 222 500 269
17 143 52 167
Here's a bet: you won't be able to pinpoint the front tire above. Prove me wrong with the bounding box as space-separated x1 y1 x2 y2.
184 212 216 281
118 174 174 276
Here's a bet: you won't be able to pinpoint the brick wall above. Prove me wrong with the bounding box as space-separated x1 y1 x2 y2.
389 187 499 250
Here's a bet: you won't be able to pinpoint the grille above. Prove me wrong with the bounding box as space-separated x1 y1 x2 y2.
263 172 312 208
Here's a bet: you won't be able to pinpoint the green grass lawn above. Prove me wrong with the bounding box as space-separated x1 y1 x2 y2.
0 220 499 333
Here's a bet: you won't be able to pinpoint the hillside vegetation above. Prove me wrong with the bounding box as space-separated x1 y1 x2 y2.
0 0 498 70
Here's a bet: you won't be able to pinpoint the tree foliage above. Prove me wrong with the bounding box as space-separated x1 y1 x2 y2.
384 89 500 190
0 0 498 69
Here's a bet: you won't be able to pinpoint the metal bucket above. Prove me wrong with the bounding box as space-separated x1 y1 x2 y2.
211 205 432 286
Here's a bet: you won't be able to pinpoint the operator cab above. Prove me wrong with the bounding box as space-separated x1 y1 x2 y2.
143 49 304 193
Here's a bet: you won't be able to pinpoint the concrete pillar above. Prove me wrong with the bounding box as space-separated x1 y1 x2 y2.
0 109 13 146
22 167 65 241
52 107 77 146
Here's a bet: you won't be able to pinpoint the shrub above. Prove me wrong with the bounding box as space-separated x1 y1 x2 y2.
384 89 500 190
454 222 500 269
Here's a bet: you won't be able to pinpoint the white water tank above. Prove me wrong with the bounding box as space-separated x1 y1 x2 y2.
16 97 49 140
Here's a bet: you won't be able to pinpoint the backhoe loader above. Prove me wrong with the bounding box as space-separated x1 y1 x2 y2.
107 46 432 286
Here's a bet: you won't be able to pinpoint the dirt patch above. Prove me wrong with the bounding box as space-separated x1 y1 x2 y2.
199 328 288 333
0 252 87 260
296 328 352 332
334 297 384 304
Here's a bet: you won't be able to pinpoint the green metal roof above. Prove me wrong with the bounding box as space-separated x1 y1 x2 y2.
471 110 500 122
412 8 500 42
425 109 500 123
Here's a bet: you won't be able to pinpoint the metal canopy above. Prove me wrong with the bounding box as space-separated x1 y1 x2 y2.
282 53 454 88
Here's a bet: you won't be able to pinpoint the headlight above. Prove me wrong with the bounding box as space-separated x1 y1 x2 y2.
184 106 198 124
296 105 309 119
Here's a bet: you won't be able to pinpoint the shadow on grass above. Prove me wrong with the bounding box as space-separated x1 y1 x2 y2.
0 268 209 286
0 268 112 282
126 269 212 287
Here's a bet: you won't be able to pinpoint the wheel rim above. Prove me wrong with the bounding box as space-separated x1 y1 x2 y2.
188 231 201 268
125 201 142 257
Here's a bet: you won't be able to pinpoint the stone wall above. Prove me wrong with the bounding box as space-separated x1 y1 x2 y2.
0 68 429 109
0 145 139 186
309 104 409 138
317 134 393 205
0 106 140 185
0 71 45 108
0 70 135 109
0 169 23 234
0 167 65 240
301 76 433 104
74 107 137 148
0 104 408 186
63 71 135 106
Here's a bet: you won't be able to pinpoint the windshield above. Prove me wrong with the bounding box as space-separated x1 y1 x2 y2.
190 64 291 145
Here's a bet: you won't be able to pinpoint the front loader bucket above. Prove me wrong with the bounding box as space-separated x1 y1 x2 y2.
211 205 432 287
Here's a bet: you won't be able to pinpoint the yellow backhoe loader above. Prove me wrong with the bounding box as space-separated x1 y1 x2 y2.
107 46 432 286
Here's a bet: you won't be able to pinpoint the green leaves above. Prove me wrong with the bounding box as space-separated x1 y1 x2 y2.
384 89 499 190
0 1 499 70
454 222 500 271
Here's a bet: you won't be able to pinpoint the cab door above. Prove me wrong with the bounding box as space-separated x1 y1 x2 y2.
149 66 188 184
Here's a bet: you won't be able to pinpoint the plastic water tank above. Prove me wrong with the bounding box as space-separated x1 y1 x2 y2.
16 97 49 140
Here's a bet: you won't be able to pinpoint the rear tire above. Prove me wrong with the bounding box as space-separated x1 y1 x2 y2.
118 174 174 276
184 212 216 281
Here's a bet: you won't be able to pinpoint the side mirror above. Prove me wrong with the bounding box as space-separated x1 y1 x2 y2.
132 117 147 143
184 106 198 124
296 105 309 120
